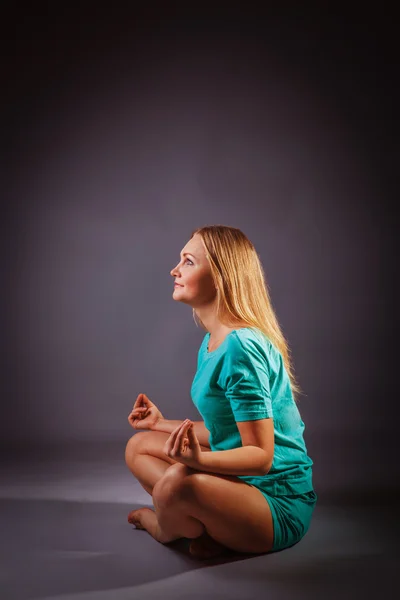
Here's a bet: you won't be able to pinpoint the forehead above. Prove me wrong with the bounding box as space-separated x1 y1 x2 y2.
180 235 205 258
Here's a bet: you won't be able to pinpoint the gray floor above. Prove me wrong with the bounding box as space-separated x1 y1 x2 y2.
0 442 398 600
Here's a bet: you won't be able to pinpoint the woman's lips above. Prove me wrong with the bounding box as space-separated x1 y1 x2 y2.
174 283 183 287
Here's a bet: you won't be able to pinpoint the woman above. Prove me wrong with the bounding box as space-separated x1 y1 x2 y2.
125 225 317 559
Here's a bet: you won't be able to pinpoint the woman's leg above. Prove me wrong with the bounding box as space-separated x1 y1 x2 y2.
125 430 215 494
125 431 225 557
138 466 274 553
125 431 178 495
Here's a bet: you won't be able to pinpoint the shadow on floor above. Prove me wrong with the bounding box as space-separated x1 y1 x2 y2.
1 494 398 600
0 498 265 600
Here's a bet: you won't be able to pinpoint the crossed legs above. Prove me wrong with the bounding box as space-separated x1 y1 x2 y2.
125 430 223 556
125 430 273 555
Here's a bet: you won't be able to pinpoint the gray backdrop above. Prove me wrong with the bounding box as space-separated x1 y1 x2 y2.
2 9 395 501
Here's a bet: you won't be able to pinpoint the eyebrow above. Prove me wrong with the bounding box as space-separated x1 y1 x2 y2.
180 251 197 259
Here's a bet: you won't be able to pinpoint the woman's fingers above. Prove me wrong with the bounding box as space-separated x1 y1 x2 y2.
169 420 188 435
187 423 199 447
172 424 185 454
128 408 147 423
164 421 180 449
134 393 147 408
164 420 193 457
172 420 191 454
129 408 147 418
140 393 152 406
166 422 182 445
134 397 145 410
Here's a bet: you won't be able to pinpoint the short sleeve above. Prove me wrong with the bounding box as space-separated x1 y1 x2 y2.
219 332 273 422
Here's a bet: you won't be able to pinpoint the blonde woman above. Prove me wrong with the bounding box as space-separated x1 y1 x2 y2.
125 225 317 559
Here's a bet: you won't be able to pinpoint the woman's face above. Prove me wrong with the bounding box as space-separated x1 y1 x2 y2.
170 234 216 307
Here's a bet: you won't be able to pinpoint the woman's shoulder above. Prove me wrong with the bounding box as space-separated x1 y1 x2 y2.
229 326 271 350
227 327 281 371
225 327 268 358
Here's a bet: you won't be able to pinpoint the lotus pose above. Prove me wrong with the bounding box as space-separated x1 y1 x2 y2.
125 225 317 559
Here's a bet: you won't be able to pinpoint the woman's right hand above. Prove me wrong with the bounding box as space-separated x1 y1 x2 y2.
128 393 165 431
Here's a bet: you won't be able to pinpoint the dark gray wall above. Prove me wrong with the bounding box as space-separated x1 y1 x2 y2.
2 8 396 498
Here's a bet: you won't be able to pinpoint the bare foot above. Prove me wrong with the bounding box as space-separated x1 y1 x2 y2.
127 508 157 533
127 507 179 544
189 531 228 559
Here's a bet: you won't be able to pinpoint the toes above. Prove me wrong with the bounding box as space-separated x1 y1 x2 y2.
127 508 150 528
127 510 141 525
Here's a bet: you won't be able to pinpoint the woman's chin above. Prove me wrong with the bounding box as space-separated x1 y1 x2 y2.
173 289 184 300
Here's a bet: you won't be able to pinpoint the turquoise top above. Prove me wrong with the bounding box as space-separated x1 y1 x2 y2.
191 327 314 496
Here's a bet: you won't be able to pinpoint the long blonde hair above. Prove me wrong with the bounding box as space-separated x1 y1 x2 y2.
191 225 303 402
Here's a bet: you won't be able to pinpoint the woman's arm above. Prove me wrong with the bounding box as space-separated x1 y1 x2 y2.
199 446 270 477
198 419 274 476
153 418 211 448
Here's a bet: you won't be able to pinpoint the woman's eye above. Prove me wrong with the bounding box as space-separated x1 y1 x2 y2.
185 259 194 265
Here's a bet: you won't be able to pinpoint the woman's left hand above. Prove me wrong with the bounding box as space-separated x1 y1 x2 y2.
163 419 204 470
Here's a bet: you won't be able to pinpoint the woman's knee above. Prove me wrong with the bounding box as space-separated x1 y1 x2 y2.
152 463 196 507
125 432 149 464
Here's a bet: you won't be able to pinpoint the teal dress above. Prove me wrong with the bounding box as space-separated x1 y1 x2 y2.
191 327 317 552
